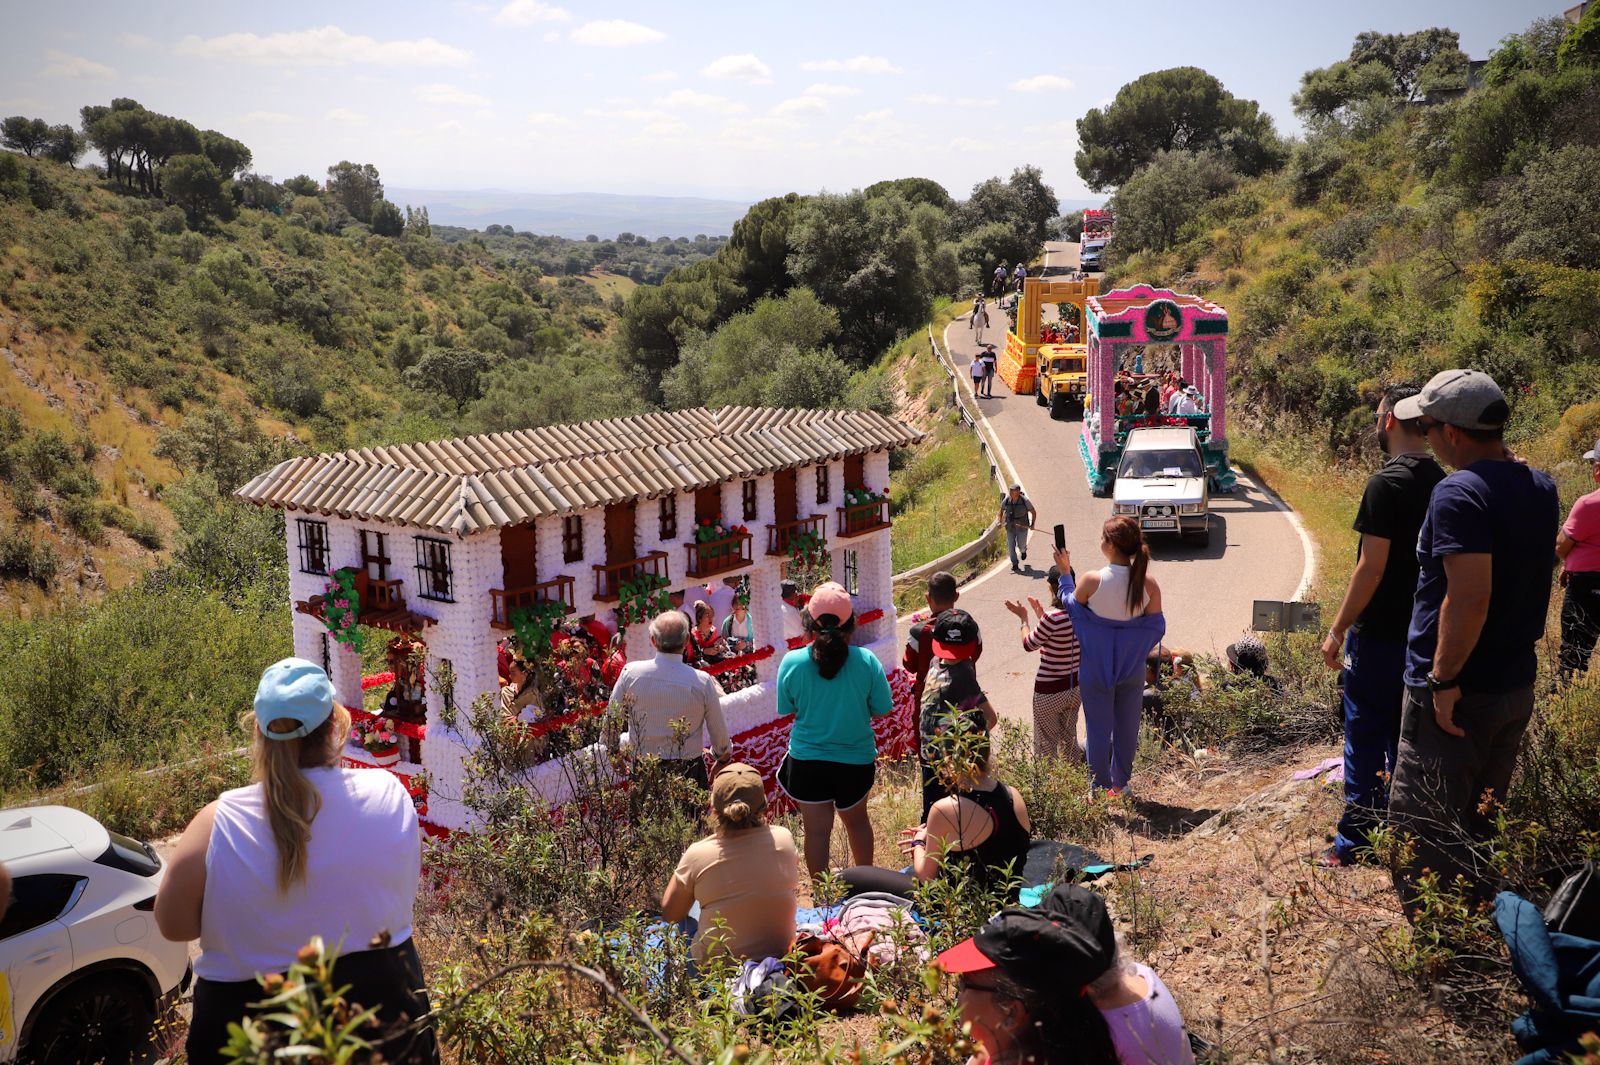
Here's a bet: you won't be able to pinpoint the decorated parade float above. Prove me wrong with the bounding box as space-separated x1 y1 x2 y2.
999 276 1099 397
1079 284 1237 496
236 407 925 834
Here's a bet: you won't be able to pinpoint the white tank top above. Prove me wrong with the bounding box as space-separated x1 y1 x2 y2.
1087 563 1149 621
196 767 420 982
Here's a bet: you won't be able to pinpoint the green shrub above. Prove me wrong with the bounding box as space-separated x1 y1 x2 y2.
0 523 57 587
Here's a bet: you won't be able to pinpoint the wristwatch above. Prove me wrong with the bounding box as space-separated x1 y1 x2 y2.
1426 671 1460 693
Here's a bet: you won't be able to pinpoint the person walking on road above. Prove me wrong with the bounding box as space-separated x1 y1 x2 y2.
1006 565 1084 761
1000 484 1037 573
969 351 987 397
1556 437 1600 681
1317 383 1445 869
979 346 998 397
1388 369 1559 907
1058 520 1166 795
776 582 895 878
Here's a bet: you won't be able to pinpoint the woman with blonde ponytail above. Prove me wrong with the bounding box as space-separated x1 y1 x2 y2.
157 658 438 1064
1058 519 1168 795
660 763 800 967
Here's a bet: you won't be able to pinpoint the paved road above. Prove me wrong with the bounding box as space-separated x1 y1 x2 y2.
921 244 1309 725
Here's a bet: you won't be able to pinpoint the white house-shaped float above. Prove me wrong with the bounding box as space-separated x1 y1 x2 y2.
236 406 925 832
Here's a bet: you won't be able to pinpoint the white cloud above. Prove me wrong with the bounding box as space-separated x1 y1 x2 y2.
655 89 746 114
324 107 367 124
908 93 944 105
584 106 687 136
41 50 115 81
493 0 571 26
175 26 470 67
116 33 153 49
415 82 491 107
772 95 827 117
570 20 664 47
526 111 574 127
909 93 998 107
700 53 771 84
800 55 902 75
854 108 894 123
239 110 294 123
1010 74 1075 93
804 82 860 97
643 69 679 83
542 31 560 43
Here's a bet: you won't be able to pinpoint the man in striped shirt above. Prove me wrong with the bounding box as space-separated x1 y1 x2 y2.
1007 565 1084 760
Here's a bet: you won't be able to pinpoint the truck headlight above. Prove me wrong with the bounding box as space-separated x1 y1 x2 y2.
1179 503 1205 514
1113 503 1138 515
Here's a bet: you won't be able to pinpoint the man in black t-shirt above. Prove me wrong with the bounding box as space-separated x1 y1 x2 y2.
1317 384 1446 868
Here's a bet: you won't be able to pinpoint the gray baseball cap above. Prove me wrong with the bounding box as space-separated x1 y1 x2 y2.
1391 369 1508 430
1584 438 1600 462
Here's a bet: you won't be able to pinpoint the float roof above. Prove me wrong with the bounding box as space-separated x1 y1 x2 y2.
235 406 924 536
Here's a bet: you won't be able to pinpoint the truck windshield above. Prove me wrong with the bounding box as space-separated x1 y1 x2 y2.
1120 449 1205 479
1051 358 1083 373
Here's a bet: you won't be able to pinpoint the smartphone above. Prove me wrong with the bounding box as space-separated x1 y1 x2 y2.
1054 524 1066 552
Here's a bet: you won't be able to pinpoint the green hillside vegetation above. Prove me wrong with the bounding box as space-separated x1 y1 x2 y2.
434 223 726 285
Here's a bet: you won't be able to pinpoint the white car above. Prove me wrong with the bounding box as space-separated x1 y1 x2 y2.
1111 427 1211 546
0 806 190 1064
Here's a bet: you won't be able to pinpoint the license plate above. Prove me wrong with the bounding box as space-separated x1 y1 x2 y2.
1142 519 1177 530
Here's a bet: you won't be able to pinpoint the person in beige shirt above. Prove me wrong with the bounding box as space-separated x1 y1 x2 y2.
609 611 731 788
660 763 799 966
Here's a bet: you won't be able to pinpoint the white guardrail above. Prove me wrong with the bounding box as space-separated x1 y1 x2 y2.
890 325 1025 587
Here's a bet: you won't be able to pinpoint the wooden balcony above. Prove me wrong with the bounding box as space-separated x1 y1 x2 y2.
836 498 892 539
489 575 578 630
766 514 828 557
593 550 669 602
685 531 754 579
363 577 405 614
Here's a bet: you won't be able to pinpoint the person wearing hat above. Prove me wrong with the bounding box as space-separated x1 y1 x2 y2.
999 485 1037 574
1005 564 1083 761
776 580 895 878
660 762 800 967
937 884 1193 1065
1316 382 1445 869
903 571 983 715
156 659 437 1065
1223 632 1281 693
916 608 997 817
1388 368 1559 906
1555 436 1600 680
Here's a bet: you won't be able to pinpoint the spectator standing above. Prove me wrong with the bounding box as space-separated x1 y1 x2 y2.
156 659 438 1065
999 484 1037 574
659 763 800 967
1389 370 1559 903
1316 384 1445 868
970 352 987 396
916 609 997 817
1556 437 1600 680
980 346 998 398
609 611 731 789
902 570 980 711
776 582 894 877
779 579 805 643
1005 565 1083 761
1060 520 1167 795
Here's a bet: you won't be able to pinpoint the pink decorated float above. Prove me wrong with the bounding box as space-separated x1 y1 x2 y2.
237 407 925 833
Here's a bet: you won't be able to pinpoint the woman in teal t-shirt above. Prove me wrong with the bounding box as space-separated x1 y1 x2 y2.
776 581 894 878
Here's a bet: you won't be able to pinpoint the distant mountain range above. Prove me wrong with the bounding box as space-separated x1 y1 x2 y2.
386 188 752 240
389 188 1108 240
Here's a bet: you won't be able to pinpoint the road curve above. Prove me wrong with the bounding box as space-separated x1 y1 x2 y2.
921 246 1309 725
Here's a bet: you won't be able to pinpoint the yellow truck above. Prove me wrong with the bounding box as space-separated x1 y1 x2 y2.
1034 345 1088 420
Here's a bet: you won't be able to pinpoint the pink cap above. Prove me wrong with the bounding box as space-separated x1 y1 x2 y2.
805 581 854 625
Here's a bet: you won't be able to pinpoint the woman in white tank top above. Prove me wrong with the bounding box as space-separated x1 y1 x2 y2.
156 659 437 1064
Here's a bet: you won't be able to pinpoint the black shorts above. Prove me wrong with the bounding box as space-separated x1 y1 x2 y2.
777 754 876 810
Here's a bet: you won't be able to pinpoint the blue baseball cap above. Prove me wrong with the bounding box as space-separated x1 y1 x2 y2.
254 658 336 740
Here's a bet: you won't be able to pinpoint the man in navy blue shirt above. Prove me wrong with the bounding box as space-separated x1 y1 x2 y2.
1388 369 1559 905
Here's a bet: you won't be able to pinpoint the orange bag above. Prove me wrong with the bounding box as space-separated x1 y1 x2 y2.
790 931 869 1011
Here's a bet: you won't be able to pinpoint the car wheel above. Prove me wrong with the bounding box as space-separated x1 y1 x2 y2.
1035 384 1048 407
25 974 155 1065
1049 393 1071 420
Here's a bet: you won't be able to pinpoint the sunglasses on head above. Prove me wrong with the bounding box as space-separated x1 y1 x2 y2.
1416 418 1444 434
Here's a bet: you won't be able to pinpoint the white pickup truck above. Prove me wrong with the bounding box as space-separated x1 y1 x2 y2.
1111 426 1211 547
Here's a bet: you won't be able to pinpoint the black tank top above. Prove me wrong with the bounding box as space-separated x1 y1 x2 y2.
947 782 1031 888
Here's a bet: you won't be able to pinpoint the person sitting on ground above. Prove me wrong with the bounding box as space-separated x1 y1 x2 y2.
917 608 997 817
938 883 1195 1065
1223 632 1282 693
660 762 800 969
156 659 439 1065
840 724 1029 901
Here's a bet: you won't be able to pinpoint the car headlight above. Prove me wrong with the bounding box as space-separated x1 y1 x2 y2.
1113 503 1138 515
1179 503 1205 514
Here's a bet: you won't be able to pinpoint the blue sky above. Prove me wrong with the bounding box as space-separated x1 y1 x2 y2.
0 0 1555 203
